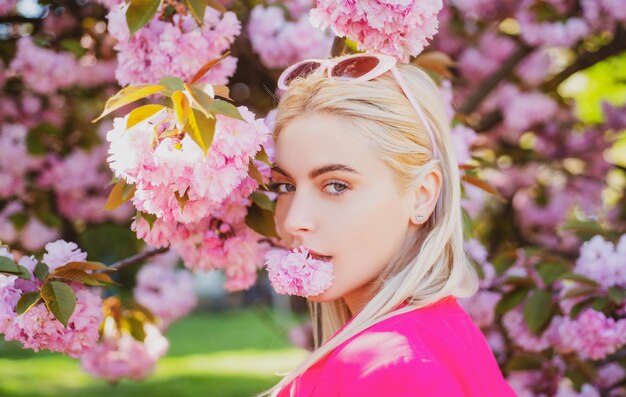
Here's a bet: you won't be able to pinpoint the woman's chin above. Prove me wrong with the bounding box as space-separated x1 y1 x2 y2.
307 286 341 302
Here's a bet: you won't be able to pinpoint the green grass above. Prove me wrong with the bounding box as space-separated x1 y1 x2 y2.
0 308 308 397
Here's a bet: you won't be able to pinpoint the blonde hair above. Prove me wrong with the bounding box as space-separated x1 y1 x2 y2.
260 63 479 396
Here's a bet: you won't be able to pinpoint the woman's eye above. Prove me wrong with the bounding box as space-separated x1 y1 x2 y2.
269 182 295 194
269 180 348 196
323 181 349 196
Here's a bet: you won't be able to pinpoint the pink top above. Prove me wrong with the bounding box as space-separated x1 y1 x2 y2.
277 296 517 396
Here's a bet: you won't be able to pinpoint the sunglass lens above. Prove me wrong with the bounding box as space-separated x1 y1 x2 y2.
284 62 322 86
332 57 380 79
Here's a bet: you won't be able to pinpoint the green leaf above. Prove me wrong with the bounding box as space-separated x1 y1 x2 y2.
92 84 165 123
561 219 610 241
175 189 189 212
33 198 63 228
126 317 146 342
250 191 275 212
608 287 626 305
591 297 610 313
55 261 112 272
172 90 190 127
16 265 31 280
561 285 598 299
59 38 86 57
41 281 77 328
137 211 157 230
34 261 49 281
188 85 215 117
248 161 266 188
185 108 216 154
185 0 206 25
0 257 31 280
255 145 272 167
491 249 518 276
160 76 186 92
211 99 244 121
16 291 42 315
558 272 599 287
245 202 278 238
523 289 554 335
27 123 62 156
105 179 136 211
505 355 543 371
0 256 20 274
495 287 530 315
537 262 569 286
570 297 595 319
52 268 104 286
126 104 165 129
9 213 28 230
205 0 226 13
188 52 230 85
90 273 117 285
502 275 536 287
126 0 161 37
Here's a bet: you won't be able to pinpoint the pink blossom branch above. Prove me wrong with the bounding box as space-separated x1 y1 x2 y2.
459 44 533 115
475 25 626 133
108 246 170 271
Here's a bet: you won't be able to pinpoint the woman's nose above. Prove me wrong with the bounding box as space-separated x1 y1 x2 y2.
281 189 316 238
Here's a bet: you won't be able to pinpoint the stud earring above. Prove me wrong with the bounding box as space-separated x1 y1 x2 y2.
413 214 425 224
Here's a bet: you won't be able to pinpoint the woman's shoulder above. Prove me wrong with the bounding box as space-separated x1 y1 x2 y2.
309 296 516 396
329 296 464 370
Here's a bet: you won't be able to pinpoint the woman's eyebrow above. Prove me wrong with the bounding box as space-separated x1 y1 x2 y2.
271 164 361 179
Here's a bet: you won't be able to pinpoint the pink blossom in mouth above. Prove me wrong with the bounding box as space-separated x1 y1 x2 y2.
264 246 334 297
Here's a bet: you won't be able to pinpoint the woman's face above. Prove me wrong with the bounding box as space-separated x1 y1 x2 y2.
271 112 416 313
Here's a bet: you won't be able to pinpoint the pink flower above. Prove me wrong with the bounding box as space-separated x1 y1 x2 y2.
3 286 104 358
498 85 558 136
502 308 561 353
42 240 88 271
37 146 133 223
19 218 60 252
574 234 626 289
80 323 168 382
583 0 626 31
0 0 16 16
107 107 270 226
458 31 515 82
10 37 79 94
450 124 477 165
555 381 600 397
309 0 443 62
134 255 197 330
107 4 240 86
265 246 334 296
516 49 551 87
458 290 500 328
517 0 589 48
0 124 42 199
0 248 20 333
248 5 332 69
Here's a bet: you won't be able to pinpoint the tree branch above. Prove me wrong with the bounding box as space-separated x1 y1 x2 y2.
0 15 43 24
460 44 533 115
474 25 626 133
108 246 170 271
541 24 626 93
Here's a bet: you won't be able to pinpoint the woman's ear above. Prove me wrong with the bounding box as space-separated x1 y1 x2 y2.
409 168 442 225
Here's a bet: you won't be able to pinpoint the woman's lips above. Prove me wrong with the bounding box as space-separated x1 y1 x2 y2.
307 250 333 262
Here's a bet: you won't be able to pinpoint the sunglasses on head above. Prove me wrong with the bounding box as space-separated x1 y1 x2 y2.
277 53 439 159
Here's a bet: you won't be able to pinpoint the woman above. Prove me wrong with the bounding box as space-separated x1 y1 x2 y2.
262 53 516 396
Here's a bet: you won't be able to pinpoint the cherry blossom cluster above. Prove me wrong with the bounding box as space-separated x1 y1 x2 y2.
247 4 332 69
0 241 104 358
309 0 443 62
